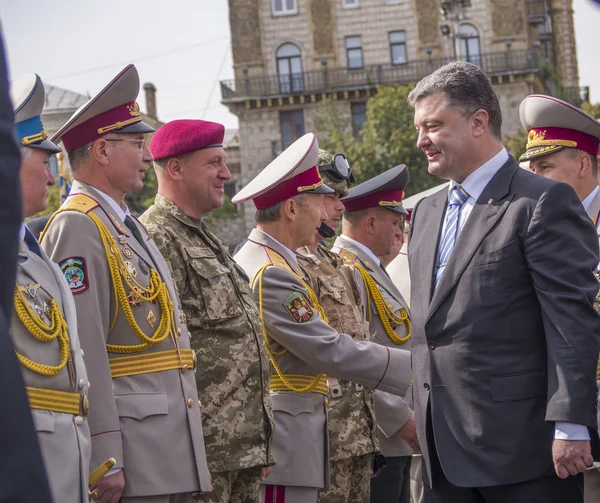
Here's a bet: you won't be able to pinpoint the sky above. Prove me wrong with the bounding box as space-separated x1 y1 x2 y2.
0 0 598 132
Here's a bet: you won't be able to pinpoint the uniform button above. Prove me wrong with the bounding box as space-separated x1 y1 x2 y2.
177 328 182 338
75 416 84 425
199 400 202 408
325 399 329 406
187 398 194 408
181 365 189 374
428 340 436 350
80 349 85 357
424 383 431 391
78 379 86 390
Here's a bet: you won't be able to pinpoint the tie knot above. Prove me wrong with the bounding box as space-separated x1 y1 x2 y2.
450 185 469 207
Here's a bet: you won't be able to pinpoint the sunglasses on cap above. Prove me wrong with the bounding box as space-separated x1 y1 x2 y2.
320 153 354 182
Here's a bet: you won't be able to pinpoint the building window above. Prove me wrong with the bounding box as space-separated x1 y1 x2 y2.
280 111 305 149
351 103 367 138
458 23 481 66
389 31 407 65
272 0 297 16
277 43 304 93
342 0 359 7
345 36 363 69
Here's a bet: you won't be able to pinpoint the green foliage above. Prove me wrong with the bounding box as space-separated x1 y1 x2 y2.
582 101 600 119
125 165 158 216
204 195 238 226
503 127 528 161
315 85 439 196
29 185 60 220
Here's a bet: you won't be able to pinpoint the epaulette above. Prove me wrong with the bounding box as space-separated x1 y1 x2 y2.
40 193 100 241
317 243 340 262
338 248 358 266
264 247 293 274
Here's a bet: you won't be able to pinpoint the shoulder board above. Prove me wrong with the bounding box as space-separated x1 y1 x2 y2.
265 247 293 273
318 244 339 262
60 193 99 214
339 248 357 265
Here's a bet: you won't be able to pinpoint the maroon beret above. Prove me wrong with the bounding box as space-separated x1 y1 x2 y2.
149 119 225 160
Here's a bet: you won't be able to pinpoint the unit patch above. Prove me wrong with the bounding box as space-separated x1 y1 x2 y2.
59 257 88 294
283 291 314 323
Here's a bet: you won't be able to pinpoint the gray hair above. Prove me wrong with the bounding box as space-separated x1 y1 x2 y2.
67 141 93 171
20 146 34 161
255 194 307 224
407 61 503 140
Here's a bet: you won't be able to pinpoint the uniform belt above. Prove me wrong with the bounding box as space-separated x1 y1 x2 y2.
270 374 329 395
109 349 196 378
26 386 89 416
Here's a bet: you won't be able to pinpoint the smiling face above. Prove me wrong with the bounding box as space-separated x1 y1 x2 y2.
414 92 478 182
179 147 231 215
20 148 55 218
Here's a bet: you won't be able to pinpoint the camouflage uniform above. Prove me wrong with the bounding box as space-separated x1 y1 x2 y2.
141 194 275 503
296 244 379 503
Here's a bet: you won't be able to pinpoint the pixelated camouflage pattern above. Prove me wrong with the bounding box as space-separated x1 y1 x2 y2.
317 454 372 503
297 244 378 462
141 194 275 473
193 466 262 503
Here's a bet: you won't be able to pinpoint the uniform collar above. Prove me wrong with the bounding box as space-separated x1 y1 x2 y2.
340 234 381 267
83 183 130 222
255 228 299 268
582 186 599 212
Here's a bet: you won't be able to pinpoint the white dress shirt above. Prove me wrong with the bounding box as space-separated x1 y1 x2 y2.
449 147 589 441
89 185 131 223
339 234 381 267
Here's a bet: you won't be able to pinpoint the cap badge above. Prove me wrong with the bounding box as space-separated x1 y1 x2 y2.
526 129 577 150
127 102 141 117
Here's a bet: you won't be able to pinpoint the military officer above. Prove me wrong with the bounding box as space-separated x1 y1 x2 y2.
519 94 600 503
140 119 276 503
332 166 417 503
40 65 211 503
295 149 379 503
9 72 91 503
232 133 412 503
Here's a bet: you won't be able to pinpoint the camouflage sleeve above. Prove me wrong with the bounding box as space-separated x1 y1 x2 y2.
144 223 187 291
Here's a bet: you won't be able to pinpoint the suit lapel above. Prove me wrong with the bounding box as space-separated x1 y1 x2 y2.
427 159 518 321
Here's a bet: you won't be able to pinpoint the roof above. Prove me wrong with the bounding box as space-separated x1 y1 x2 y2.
43 84 89 114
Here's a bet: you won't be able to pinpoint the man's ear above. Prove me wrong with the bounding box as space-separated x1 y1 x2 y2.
578 152 592 179
282 198 296 221
365 213 377 234
471 109 489 138
90 139 109 166
166 157 184 181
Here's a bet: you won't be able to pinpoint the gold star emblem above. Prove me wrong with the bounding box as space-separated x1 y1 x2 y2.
147 310 157 329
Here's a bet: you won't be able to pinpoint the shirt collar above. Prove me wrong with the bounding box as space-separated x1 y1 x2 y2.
255 228 299 267
449 147 509 201
92 187 130 222
582 186 599 211
19 221 26 243
341 234 381 267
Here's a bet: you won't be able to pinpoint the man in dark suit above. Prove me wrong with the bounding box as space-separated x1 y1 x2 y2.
0 31 53 502
407 61 600 502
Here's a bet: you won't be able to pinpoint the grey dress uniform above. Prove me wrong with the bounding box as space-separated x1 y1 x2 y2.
234 229 412 502
11 230 91 503
41 180 211 499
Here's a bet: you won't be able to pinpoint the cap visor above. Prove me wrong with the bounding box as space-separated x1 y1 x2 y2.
308 184 335 195
117 121 155 134
29 139 62 154
386 205 408 215
519 145 566 162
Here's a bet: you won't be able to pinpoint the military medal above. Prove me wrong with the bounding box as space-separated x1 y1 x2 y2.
122 245 133 258
127 290 142 307
34 304 44 319
20 283 41 299
147 310 157 329
138 260 149 275
124 261 137 278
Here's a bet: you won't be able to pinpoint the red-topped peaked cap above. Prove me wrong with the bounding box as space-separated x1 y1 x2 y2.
51 64 154 153
232 133 334 210
149 120 225 160
341 164 409 214
519 94 600 162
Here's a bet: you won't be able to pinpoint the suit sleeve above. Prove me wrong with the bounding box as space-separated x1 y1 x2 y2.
41 211 125 470
524 181 600 428
258 265 412 396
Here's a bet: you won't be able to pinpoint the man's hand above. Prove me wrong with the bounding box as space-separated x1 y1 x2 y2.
89 470 125 503
552 439 593 479
397 411 420 453
261 466 275 481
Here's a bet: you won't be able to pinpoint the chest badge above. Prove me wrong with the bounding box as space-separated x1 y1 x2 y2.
124 261 137 278
147 309 157 329
138 260 149 276
122 245 133 259
20 283 41 299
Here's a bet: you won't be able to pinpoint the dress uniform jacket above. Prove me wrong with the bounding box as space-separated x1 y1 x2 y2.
41 180 211 497
332 235 414 457
234 228 411 489
140 194 275 473
11 235 91 503
296 244 379 462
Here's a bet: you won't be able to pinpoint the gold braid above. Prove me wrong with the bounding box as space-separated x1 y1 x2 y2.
253 263 328 394
14 287 70 376
354 263 410 344
86 212 175 354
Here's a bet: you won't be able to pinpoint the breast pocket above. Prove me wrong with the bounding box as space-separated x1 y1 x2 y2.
184 247 244 323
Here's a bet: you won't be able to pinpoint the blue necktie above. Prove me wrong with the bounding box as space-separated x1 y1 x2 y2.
24 227 43 258
434 185 470 288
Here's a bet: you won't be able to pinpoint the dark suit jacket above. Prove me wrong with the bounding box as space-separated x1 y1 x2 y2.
0 31 53 502
408 157 600 488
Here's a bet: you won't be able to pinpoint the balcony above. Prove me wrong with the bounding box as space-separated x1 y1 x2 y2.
221 49 542 103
